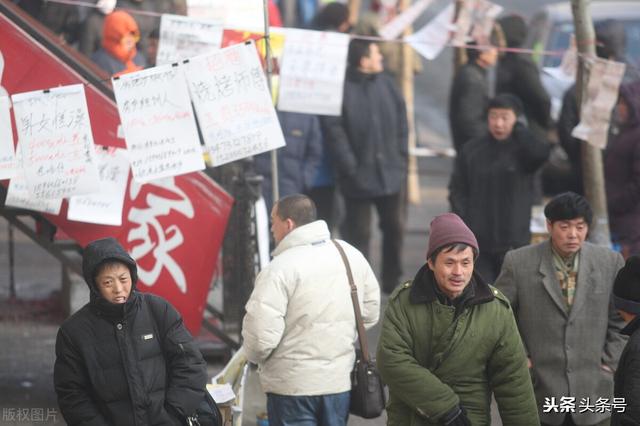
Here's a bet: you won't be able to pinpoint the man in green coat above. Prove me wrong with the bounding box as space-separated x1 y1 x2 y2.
377 213 538 426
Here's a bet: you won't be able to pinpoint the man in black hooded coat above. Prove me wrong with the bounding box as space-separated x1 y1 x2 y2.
54 237 207 426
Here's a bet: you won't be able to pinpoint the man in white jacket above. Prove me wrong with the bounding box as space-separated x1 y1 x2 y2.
242 194 380 426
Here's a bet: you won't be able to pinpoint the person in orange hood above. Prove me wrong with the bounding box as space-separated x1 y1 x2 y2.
90 10 147 77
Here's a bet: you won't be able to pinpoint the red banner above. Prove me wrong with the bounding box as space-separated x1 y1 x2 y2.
0 10 233 333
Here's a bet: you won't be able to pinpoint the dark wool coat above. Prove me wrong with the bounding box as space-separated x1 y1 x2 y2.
449 61 489 152
54 238 207 426
605 81 640 251
377 266 538 426
496 53 551 134
254 111 324 209
612 316 640 426
449 124 550 253
321 68 408 199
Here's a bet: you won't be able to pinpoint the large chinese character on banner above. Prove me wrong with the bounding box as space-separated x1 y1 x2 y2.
0 10 233 333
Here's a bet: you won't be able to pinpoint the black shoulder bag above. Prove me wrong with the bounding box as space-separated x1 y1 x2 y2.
331 240 386 419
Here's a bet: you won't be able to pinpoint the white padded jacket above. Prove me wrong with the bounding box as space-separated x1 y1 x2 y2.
242 220 380 396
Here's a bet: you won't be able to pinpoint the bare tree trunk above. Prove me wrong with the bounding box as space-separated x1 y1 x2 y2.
571 0 611 245
398 0 420 204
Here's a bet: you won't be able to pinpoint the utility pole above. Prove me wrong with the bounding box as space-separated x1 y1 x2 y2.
398 0 420 204
571 0 611 245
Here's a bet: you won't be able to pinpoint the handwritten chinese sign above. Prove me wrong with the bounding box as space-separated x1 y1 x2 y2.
186 41 285 166
67 147 130 226
0 95 16 180
113 65 206 183
4 143 62 214
277 29 349 116
156 14 223 65
11 84 101 200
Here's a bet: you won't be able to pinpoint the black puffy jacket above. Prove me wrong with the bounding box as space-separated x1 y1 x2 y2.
54 238 207 426
612 316 640 426
321 68 408 199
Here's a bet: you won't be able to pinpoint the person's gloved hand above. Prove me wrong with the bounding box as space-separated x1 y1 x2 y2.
440 405 472 426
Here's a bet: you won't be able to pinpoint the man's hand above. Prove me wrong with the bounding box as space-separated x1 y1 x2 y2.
601 364 613 374
441 405 472 426
527 358 532 369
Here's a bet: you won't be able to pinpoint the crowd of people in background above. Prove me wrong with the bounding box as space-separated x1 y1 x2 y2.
20 0 640 424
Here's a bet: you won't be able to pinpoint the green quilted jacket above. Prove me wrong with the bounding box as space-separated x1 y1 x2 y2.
377 265 539 426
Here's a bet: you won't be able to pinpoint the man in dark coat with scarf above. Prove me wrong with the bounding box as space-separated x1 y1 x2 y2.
612 255 640 426
497 14 551 138
54 237 207 426
605 80 640 257
322 39 408 294
449 94 550 283
448 39 498 153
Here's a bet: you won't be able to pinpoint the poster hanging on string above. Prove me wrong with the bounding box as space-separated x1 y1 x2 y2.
113 65 205 183
186 41 285 166
277 29 349 116
0 95 16 180
67 147 130 226
156 14 223 65
11 84 101 200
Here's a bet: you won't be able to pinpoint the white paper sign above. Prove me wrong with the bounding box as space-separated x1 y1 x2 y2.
4 143 62 214
452 0 503 46
277 29 349 116
11 84 101 200
113 65 206 183
67 147 130 226
206 383 236 404
406 4 455 60
379 0 434 40
156 14 223 66
0 95 17 180
572 58 626 149
187 0 263 31
225 0 264 32
186 41 285 166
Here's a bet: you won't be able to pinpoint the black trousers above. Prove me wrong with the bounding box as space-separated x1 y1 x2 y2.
342 192 403 294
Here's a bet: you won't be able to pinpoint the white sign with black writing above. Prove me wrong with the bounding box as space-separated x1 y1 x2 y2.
0 95 16 180
11 84 101 200
67 147 130 226
113 64 205 183
4 143 63 214
156 14 223 65
278 29 349 116
185 41 285 166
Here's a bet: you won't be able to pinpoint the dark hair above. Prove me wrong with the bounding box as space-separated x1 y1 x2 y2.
275 194 317 226
487 93 523 116
311 2 349 31
348 39 374 68
544 192 593 225
595 19 626 60
149 27 160 40
429 243 478 264
94 260 133 284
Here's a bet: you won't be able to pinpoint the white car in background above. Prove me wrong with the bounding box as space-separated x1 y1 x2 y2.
525 1 640 120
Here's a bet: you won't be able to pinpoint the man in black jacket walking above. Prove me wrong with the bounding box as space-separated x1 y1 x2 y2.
450 94 550 283
54 237 207 426
322 39 408 294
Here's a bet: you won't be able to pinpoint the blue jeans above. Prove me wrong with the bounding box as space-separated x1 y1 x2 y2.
267 391 350 426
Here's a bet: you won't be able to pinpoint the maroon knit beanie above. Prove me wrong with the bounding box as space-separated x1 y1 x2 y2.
426 213 479 260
